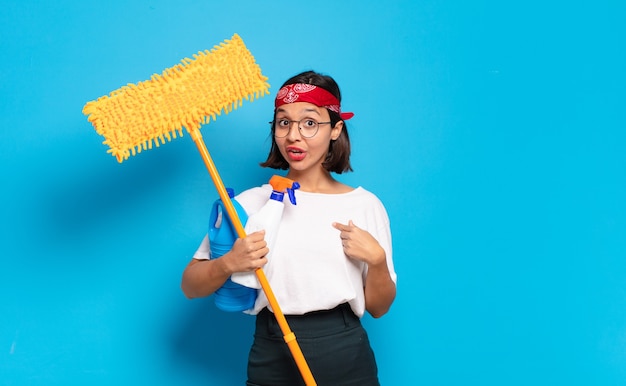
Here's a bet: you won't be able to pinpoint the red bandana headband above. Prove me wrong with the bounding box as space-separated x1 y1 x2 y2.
275 83 354 120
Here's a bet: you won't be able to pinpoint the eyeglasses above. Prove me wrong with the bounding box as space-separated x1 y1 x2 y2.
270 118 332 138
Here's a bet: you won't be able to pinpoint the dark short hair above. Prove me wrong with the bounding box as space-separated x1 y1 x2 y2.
260 70 353 173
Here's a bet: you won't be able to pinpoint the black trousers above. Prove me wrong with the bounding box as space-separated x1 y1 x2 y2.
246 303 379 386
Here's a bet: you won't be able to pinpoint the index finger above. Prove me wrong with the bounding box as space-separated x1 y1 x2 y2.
332 222 350 231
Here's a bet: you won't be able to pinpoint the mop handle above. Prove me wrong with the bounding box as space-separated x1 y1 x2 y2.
189 128 317 386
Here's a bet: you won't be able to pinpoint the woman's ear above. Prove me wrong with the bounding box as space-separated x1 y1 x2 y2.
330 120 344 140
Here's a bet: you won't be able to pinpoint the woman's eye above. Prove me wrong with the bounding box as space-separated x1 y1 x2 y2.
277 119 290 127
304 119 316 127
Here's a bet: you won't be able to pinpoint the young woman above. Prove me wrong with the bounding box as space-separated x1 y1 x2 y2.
181 70 397 386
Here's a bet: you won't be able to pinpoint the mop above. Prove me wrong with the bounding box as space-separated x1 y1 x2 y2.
82 33 316 386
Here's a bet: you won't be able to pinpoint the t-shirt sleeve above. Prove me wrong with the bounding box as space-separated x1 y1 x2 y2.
192 234 211 260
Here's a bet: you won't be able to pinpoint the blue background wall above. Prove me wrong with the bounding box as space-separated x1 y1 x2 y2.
1 1 625 385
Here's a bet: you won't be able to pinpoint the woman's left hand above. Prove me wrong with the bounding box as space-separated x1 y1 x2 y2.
332 220 386 266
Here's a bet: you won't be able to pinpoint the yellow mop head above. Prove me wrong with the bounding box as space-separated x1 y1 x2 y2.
83 33 270 162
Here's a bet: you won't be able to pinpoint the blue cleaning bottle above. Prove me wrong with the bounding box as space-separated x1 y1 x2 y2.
209 188 257 312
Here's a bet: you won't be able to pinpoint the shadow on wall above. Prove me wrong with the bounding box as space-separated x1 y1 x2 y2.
166 296 255 384
32 139 195 252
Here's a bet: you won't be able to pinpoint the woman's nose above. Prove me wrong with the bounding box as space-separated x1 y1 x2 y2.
286 121 302 140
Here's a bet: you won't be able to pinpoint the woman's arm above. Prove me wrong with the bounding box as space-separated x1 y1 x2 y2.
363 252 396 318
181 230 269 299
181 258 231 299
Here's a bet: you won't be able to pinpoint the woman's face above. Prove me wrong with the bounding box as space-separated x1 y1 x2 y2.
274 102 343 175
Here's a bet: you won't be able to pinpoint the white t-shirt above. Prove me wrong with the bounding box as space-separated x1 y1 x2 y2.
193 184 397 317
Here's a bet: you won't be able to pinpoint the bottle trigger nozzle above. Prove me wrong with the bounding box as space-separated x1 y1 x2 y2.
269 175 300 205
287 182 300 205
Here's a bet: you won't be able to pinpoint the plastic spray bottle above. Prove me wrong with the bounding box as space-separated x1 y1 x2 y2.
231 175 300 289
209 188 257 312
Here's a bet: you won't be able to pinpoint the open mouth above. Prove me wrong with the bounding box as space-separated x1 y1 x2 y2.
286 147 306 161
